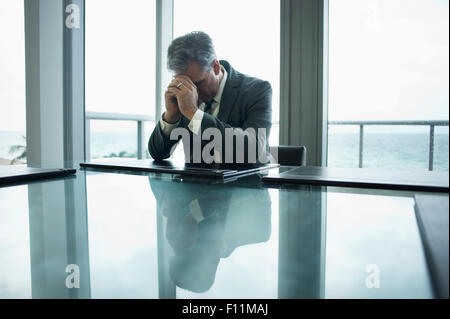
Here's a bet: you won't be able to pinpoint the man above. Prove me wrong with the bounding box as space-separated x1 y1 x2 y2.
148 31 272 164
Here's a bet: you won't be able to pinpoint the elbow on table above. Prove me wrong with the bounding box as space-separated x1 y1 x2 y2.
148 139 168 161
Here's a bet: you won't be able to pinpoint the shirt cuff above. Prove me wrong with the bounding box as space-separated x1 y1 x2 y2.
188 109 204 135
159 113 181 136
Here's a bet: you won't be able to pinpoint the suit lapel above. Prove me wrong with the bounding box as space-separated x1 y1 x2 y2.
217 61 242 123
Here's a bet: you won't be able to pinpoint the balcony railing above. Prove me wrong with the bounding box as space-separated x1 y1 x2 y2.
328 120 449 170
85 113 448 170
85 112 155 160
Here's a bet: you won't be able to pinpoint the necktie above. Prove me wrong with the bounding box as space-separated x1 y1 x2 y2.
204 101 213 114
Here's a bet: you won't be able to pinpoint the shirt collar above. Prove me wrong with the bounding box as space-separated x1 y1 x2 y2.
212 65 228 104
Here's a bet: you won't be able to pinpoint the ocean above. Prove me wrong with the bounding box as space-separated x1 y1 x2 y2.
0 130 448 171
327 131 449 171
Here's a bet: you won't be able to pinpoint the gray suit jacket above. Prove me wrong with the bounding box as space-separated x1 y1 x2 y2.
148 60 272 164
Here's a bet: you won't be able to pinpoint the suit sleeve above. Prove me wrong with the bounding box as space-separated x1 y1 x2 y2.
148 119 183 161
200 81 272 164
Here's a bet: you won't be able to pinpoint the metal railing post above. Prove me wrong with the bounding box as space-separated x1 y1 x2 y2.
359 124 364 168
429 125 435 171
137 121 144 160
328 120 448 170
84 112 154 160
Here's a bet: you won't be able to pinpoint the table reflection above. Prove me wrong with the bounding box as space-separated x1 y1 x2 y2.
26 171 90 298
0 169 436 299
149 177 272 295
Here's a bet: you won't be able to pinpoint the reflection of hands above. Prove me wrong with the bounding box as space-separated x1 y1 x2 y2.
168 210 225 293
166 212 199 252
165 197 226 254
166 75 198 121
161 193 200 252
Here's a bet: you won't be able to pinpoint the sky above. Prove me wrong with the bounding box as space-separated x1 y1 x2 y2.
0 0 448 132
329 0 449 121
0 0 25 132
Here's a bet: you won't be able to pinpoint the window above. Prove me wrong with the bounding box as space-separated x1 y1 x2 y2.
328 0 449 171
173 0 280 146
85 0 156 159
0 0 26 165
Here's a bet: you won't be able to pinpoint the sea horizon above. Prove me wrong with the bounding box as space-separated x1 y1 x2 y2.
0 129 448 171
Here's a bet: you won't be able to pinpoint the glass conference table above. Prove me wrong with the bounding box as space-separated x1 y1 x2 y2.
0 162 443 299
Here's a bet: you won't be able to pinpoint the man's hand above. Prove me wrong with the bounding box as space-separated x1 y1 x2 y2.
163 89 181 124
167 75 198 121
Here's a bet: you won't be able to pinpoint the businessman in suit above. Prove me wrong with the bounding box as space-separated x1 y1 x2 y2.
148 31 272 164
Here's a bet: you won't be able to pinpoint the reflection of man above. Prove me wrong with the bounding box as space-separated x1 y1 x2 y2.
148 31 272 164
149 177 272 293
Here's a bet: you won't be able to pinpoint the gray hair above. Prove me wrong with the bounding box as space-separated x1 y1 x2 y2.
167 31 217 74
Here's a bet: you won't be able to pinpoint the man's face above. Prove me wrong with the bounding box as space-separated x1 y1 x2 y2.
180 61 221 104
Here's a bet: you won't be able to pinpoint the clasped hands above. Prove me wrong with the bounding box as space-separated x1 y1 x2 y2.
163 75 199 123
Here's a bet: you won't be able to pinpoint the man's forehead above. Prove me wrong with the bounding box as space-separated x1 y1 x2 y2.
177 62 205 81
